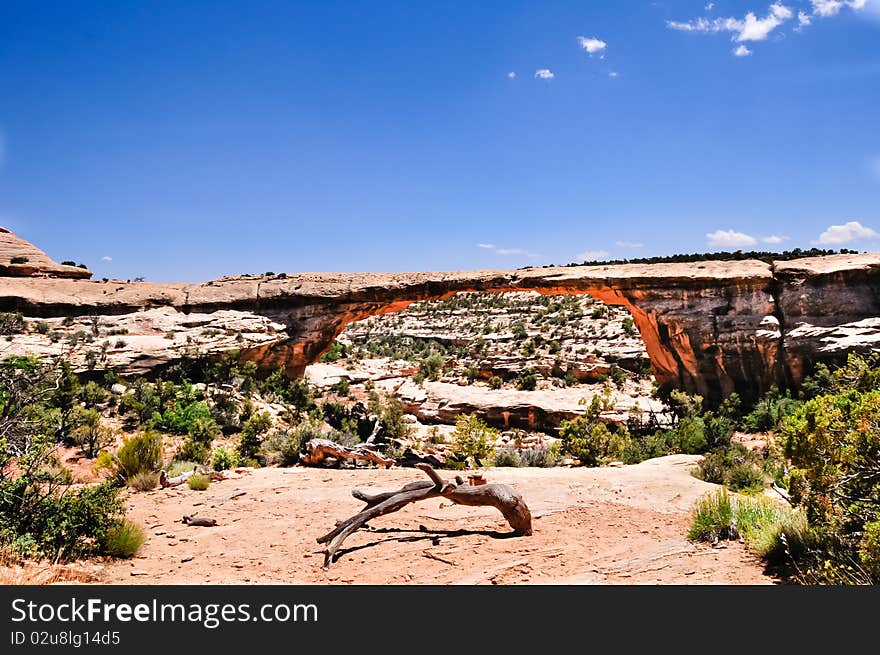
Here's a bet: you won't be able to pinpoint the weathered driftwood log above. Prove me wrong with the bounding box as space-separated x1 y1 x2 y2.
317 463 532 567
301 438 395 468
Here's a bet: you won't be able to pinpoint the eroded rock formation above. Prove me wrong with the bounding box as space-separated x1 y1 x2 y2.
1 228 878 404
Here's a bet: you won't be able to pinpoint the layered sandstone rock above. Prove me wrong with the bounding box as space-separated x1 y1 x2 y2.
0 227 92 279
1 229 878 404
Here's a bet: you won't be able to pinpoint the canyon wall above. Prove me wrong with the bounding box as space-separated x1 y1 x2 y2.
1 229 879 404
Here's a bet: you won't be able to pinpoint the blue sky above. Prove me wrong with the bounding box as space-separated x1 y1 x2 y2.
0 1 878 282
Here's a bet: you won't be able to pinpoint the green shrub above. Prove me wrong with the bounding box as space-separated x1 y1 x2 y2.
0 480 124 561
521 443 558 468
127 470 159 491
104 521 146 558
101 432 162 484
450 414 497 466
672 416 708 454
688 488 735 541
236 411 273 461
176 438 210 464
187 473 210 491
516 371 537 391
492 447 522 467
260 420 323 466
488 376 503 390
212 446 239 471
320 340 347 363
688 489 814 563
694 445 767 493
559 418 630 466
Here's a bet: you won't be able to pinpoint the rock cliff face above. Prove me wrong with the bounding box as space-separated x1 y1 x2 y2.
0 227 92 279
1 229 878 404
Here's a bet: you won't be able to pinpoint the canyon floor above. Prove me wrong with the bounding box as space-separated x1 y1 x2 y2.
90 455 776 585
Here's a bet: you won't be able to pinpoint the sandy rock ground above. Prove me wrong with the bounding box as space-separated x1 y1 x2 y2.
91 455 775 585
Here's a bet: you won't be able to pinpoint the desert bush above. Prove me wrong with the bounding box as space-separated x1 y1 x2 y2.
212 446 239 471
127 471 159 491
0 479 124 561
99 431 162 484
237 411 273 461
742 387 801 432
187 473 210 491
260 420 323 466
688 488 735 541
450 414 497 466
492 447 522 467
516 370 537 391
104 521 146 558
694 445 767 493
488 376 503 390
688 489 815 563
71 407 116 458
175 438 210 464
520 444 558 468
0 312 25 335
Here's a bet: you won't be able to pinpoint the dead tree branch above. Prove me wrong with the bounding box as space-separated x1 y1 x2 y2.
317 463 531 567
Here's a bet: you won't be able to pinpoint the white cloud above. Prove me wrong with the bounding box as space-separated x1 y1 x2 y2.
101 255 113 262
811 0 867 17
609 71 620 78
706 2 715 10
667 3 794 46
796 10 813 28
480 243 539 258
734 44 753 56
615 240 644 248
813 220 880 245
706 229 758 248
576 249 610 261
534 69 555 79
507 71 516 79
577 36 607 55
761 235 789 244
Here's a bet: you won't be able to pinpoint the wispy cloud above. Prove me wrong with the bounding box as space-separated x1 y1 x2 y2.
615 240 644 248
534 69 555 79
667 3 793 42
706 2 715 11
576 249 610 261
810 0 866 18
796 10 813 29
609 71 620 78
577 36 607 56
761 235 789 244
734 44 753 56
101 255 113 262
507 71 516 79
813 220 880 245
478 243 539 258
706 229 758 248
